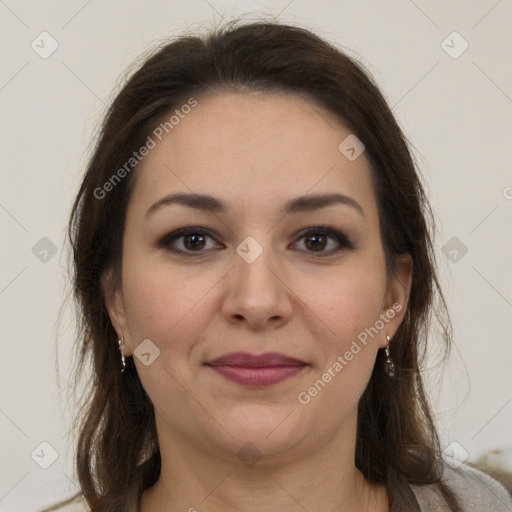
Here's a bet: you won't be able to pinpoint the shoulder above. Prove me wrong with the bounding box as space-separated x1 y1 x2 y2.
410 462 512 511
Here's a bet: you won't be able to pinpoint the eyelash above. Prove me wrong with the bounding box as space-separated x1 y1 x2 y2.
157 226 354 257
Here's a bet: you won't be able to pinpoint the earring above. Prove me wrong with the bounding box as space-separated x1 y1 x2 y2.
385 335 395 378
118 339 126 373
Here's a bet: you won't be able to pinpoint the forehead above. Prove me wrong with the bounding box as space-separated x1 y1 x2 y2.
129 91 377 218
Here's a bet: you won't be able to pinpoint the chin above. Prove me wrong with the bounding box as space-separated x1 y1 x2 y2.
204 405 313 464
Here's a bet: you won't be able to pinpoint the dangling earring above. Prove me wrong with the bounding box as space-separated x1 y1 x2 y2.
385 335 395 378
118 339 126 373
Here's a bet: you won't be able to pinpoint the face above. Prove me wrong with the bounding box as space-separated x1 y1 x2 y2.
105 91 412 465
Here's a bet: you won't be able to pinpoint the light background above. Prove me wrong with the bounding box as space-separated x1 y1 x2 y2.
1 1 511 510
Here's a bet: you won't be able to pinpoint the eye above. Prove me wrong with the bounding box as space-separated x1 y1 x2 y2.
158 226 354 256
158 227 222 254
292 227 354 255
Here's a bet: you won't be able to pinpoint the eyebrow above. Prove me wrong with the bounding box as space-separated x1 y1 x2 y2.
145 192 365 218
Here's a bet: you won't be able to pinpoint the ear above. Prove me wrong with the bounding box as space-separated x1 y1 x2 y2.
101 268 133 356
378 253 413 348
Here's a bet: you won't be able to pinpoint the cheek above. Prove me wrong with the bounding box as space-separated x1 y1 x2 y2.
293 264 386 400
294 270 385 416
121 261 218 350
295 264 386 344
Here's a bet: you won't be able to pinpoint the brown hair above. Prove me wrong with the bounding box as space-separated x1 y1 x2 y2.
61 20 461 511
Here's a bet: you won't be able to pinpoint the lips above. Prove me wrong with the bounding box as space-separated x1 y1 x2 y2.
205 351 306 367
204 352 308 387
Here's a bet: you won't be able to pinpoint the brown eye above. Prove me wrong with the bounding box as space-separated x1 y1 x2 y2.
294 227 354 255
304 233 328 251
158 227 221 254
182 233 207 250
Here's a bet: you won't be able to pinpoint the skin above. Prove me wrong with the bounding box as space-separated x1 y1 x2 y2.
104 91 412 512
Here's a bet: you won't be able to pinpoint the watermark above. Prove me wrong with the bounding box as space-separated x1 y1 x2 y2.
441 31 469 60
134 338 161 366
503 186 512 200
237 442 263 468
338 134 365 161
93 97 198 200
32 236 58 263
442 441 469 469
31 441 59 469
236 236 263 264
297 302 402 405
442 236 468 263
31 31 59 59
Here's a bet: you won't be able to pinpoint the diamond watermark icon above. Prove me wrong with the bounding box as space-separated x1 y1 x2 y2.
338 134 365 161
236 236 263 264
441 31 469 59
32 237 58 263
237 442 263 468
442 237 468 263
31 441 59 469
134 338 161 366
31 31 59 59
442 441 469 469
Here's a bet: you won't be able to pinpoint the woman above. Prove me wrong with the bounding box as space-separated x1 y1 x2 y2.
54 20 511 512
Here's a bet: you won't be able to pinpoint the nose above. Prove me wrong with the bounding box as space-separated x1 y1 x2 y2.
221 238 294 331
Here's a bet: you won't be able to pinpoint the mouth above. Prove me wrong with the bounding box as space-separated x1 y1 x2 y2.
204 352 308 387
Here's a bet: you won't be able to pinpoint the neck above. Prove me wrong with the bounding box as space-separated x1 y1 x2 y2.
140 412 389 512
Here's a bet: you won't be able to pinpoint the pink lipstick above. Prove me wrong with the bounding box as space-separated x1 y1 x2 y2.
204 352 307 387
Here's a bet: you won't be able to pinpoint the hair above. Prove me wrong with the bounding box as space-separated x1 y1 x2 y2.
59 19 461 512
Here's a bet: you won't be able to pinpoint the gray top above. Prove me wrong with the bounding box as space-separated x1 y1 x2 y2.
410 462 512 511
54 462 512 511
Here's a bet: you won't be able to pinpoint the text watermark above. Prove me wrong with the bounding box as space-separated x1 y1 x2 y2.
297 302 402 405
94 97 198 200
